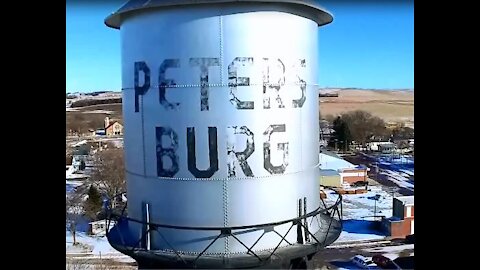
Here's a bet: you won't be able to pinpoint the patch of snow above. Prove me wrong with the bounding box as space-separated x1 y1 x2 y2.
363 244 414 254
66 173 89 180
380 169 414 190
66 165 76 177
322 189 392 243
66 231 118 255
82 110 113 114
399 169 414 176
319 153 356 171
66 180 85 187
324 190 393 220
72 140 88 147
362 244 415 260
336 231 386 242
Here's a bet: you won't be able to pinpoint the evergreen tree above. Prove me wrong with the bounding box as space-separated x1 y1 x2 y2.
84 185 102 220
331 116 352 151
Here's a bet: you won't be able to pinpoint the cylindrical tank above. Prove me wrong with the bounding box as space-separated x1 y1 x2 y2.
105 0 336 266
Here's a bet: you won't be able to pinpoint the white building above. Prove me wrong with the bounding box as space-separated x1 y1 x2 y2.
88 220 114 236
367 141 394 151
319 150 369 185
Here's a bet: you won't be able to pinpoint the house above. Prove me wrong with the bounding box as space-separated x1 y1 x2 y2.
88 220 114 236
72 155 88 171
319 169 342 187
367 141 394 152
381 196 414 238
378 143 395 153
319 120 334 148
319 150 369 186
339 165 368 184
104 117 123 137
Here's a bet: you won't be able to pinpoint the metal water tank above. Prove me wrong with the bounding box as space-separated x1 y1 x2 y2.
105 1 341 268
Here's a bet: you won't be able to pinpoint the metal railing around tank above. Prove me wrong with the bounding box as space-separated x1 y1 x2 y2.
104 186 343 267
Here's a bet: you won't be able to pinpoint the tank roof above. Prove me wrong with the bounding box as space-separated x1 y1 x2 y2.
105 0 333 29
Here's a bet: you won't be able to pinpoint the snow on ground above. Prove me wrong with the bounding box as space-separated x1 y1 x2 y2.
66 173 89 180
66 180 85 187
66 108 79 112
72 140 88 147
399 169 414 176
66 231 117 254
109 139 123 148
388 157 413 164
66 231 136 263
82 110 113 114
362 244 414 259
325 190 393 220
336 230 385 242
323 188 393 243
381 170 414 190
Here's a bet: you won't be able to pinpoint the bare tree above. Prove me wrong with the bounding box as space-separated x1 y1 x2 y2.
392 125 414 140
341 110 387 146
324 114 336 124
89 147 126 209
66 192 83 246
397 140 410 149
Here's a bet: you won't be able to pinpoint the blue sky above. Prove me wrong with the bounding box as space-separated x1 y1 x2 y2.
66 1 413 92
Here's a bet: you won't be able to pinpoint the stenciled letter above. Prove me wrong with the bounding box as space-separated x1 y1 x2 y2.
159 59 180 110
263 58 286 109
292 59 306 108
189 58 220 111
134 62 150 112
263 124 289 174
156 127 179 177
187 127 219 178
228 57 254 109
226 126 255 177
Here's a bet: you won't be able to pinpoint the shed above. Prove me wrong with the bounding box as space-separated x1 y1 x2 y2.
319 169 342 188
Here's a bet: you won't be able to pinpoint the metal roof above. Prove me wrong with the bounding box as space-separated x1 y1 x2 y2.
105 0 333 29
319 149 342 159
395 196 414 206
319 169 340 177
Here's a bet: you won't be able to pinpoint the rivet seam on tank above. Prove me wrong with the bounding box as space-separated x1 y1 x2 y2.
141 95 147 176
219 11 230 255
219 13 224 86
149 241 292 256
122 83 320 89
223 178 229 252
125 163 321 181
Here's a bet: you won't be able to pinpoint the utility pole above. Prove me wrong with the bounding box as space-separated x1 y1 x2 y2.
373 194 381 220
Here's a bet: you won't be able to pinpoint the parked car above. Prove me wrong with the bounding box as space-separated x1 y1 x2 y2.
372 255 398 269
351 181 369 187
351 255 380 269
405 234 415 244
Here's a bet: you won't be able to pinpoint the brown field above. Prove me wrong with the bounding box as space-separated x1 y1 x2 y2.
320 89 414 126
66 89 414 134
66 103 123 134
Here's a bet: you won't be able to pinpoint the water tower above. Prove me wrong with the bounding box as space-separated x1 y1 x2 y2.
105 0 342 268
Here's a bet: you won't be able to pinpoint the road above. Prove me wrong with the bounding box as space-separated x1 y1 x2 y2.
66 240 413 269
313 240 414 269
343 154 414 196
